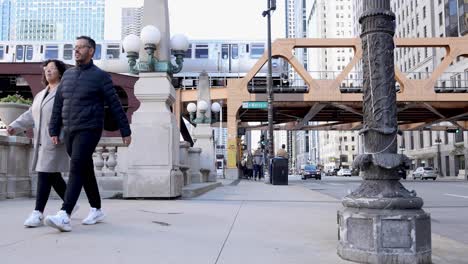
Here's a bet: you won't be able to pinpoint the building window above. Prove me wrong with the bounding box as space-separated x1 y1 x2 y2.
423 6 426 19
410 131 415 149
419 130 424 148
0 45 3 60
439 12 443 26
444 131 449 144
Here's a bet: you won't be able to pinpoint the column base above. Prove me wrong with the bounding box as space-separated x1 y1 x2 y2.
225 168 239 180
337 207 431 264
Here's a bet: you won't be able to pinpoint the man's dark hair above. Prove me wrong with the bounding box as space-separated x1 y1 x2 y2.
282 144 286 149
41 59 67 86
76 35 96 56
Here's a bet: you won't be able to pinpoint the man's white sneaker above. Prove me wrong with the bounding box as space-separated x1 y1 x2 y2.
24 210 44 227
82 208 105 225
45 210 71 232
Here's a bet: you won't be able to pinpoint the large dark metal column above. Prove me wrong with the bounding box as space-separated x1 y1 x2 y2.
337 1 432 263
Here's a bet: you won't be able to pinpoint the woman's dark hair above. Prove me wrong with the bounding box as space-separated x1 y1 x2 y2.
41 59 67 86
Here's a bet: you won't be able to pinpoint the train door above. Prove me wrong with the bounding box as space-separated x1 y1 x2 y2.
220 44 239 73
14 45 34 62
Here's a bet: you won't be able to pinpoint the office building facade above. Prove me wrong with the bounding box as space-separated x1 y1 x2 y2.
8 0 105 41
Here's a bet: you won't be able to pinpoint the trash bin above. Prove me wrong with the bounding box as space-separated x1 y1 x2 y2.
271 158 288 185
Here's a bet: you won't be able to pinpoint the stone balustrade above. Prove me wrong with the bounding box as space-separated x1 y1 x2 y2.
0 135 33 200
0 134 215 200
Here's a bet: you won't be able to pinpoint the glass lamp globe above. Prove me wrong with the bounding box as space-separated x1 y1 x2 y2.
170 34 189 51
122 34 141 53
141 25 161 45
197 100 208 111
211 102 221 113
187 103 197 113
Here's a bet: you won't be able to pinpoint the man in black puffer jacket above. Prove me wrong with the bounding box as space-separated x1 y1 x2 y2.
45 36 131 232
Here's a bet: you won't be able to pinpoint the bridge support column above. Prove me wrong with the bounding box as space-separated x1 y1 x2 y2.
226 94 242 180
337 1 431 263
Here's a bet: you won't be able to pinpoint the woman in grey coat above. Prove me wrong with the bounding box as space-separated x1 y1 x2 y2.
8 60 75 227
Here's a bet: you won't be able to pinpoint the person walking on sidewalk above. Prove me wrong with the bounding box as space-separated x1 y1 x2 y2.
45 36 132 232
253 147 264 180
7 60 79 227
276 144 288 159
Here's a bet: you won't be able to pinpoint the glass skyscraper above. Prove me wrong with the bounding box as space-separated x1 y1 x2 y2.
10 0 105 41
0 0 11 40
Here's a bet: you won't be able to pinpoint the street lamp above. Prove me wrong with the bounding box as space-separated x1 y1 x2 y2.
187 101 221 124
435 136 443 176
122 25 189 74
263 0 276 174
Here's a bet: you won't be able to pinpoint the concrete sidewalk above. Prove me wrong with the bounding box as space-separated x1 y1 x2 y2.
1 179 467 264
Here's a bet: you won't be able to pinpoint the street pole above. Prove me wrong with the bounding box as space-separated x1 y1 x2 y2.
263 0 275 182
337 1 432 263
436 136 443 177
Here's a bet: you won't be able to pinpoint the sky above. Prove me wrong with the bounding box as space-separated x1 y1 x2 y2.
105 0 285 41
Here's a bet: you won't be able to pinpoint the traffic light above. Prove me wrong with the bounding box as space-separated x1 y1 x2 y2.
260 134 266 149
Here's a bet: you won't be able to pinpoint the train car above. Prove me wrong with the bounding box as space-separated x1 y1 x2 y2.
0 39 285 88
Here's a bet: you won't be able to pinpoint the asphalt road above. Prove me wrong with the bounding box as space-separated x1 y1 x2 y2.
290 175 468 245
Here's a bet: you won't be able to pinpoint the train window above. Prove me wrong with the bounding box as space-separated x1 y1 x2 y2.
16 45 24 61
231 44 239 59
0 45 3 60
106 44 120 59
26 45 33 60
44 45 59 59
250 43 264 58
195 44 209 59
63 44 73 60
93 44 102 60
184 44 192 58
222 44 229 59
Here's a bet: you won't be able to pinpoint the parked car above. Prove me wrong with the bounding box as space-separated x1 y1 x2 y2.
337 168 352 177
412 167 437 180
301 164 322 180
327 168 340 176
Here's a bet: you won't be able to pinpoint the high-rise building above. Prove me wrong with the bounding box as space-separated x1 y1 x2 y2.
388 0 468 176
9 0 105 41
0 0 11 41
121 7 143 39
306 0 359 171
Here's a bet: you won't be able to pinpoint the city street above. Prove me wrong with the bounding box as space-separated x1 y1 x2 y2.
291 175 468 245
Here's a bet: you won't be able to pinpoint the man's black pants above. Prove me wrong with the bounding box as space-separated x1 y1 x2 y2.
61 129 102 215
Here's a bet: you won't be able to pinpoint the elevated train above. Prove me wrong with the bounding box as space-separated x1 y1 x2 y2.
0 39 286 88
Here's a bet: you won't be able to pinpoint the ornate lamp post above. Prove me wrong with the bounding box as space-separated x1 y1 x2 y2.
187 101 221 124
337 1 431 263
122 25 189 74
122 24 189 198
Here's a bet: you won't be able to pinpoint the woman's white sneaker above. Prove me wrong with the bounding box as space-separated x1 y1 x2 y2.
82 208 105 225
45 210 71 232
24 210 44 227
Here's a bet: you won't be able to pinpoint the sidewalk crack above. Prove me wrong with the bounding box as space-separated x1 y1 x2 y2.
214 200 244 264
